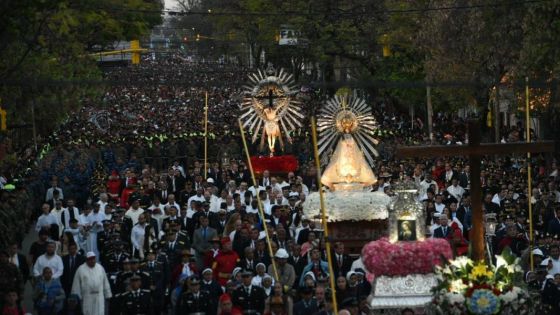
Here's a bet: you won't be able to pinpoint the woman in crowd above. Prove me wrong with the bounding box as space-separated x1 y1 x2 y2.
33 267 65 315
1 290 25 315
264 282 293 315
335 276 351 306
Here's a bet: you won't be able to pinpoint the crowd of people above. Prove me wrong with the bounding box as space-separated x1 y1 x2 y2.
1 54 559 315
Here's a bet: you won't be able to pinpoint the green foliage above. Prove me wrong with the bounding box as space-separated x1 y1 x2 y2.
0 0 161 142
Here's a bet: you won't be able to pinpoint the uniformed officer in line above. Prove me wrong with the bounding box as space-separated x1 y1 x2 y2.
129 258 153 290
114 258 133 293
103 239 131 274
232 270 267 314
119 274 154 315
141 249 168 314
176 276 211 315
160 227 188 271
96 220 112 254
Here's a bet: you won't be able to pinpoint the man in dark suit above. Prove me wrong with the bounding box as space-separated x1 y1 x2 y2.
232 271 267 314
178 182 195 207
254 240 271 267
143 209 159 240
159 230 188 271
458 165 470 190
167 168 186 196
7 243 29 282
288 243 307 283
483 193 501 215
61 242 85 294
296 217 312 245
547 208 560 236
261 170 272 187
192 202 219 230
215 209 229 235
441 162 458 188
456 194 473 237
293 286 319 315
331 242 353 279
192 216 218 269
237 247 257 272
155 181 171 204
433 215 452 239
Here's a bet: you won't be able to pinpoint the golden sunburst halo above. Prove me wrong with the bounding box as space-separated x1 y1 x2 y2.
317 93 380 165
239 67 304 145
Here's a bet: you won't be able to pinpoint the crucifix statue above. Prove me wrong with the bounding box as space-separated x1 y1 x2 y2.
396 120 554 261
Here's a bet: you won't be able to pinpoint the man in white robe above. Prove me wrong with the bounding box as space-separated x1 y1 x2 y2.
71 252 112 315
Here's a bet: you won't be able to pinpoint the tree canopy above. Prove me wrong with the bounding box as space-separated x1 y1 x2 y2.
0 0 161 142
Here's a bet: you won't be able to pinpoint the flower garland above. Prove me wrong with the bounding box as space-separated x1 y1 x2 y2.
361 238 453 276
429 250 536 315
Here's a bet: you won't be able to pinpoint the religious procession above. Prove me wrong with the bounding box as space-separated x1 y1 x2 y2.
1 1 560 315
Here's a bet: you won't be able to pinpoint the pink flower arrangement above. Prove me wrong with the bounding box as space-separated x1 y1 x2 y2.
361 238 452 276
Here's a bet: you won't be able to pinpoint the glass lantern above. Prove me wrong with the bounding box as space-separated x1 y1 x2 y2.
388 181 426 243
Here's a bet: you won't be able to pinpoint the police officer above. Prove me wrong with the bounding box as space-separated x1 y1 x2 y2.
103 239 131 274
129 258 152 290
232 270 267 314
176 276 211 315
114 259 133 293
119 274 154 315
141 249 168 314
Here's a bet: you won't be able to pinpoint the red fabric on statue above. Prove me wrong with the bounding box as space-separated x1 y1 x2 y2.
250 155 298 175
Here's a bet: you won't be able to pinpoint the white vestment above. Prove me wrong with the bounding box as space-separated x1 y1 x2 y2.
71 263 112 315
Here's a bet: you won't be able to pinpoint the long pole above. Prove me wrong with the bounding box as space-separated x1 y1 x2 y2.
468 121 484 261
238 119 279 280
204 91 208 179
426 85 434 144
526 77 534 271
311 117 338 315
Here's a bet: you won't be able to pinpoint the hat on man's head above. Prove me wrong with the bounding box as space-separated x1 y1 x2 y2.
275 248 289 259
190 276 201 285
241 270 253 277
86 251 96 259
207 178 215 184
532 248 544 257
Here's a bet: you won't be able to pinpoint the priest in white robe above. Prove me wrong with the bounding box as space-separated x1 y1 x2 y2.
71 252 112 315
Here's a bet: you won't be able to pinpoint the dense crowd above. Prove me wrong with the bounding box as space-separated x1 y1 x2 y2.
1 55 560 315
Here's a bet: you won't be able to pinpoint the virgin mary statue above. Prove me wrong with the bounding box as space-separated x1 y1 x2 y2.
321 134 376 191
